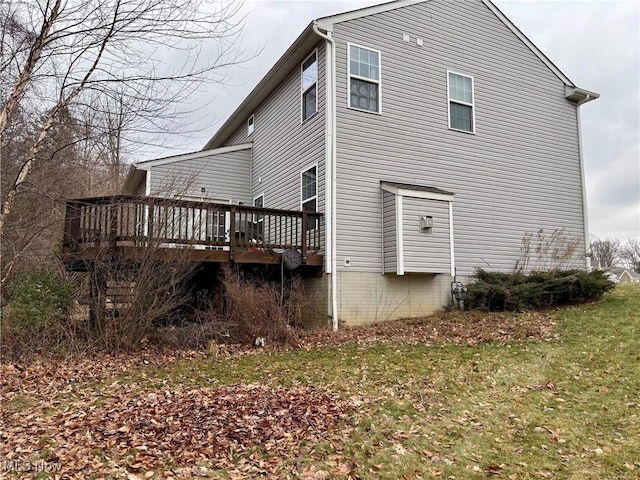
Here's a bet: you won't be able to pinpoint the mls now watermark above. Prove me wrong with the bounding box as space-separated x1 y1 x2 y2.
3 460 62 473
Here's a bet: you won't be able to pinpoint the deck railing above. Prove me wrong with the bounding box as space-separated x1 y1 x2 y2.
63 195 323 258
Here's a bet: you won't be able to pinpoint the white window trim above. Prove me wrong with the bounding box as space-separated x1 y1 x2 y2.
446 70 476 134
347 42 382 115
301 49 318 123
253 193 265 237
300 163 318 212
247 114 255 136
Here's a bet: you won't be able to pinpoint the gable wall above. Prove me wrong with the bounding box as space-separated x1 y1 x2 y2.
332 0 585 275
224 43 327 217
149 149 251 203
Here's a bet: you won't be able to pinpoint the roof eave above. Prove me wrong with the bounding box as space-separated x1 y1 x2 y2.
565 86 600 104
203 23 319 150
480 0 576 87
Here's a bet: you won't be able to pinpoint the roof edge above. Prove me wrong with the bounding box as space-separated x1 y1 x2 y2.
203 0 595 151
136 143 252 169
203 23 318 150
316 0 426 30
381 181 454 201
480 0 575 87
565 86 600 104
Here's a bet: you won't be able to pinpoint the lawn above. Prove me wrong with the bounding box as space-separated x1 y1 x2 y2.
1 284 638 479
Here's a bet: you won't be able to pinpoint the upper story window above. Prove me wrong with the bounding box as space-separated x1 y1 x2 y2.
447 72 475 133
349 44 381 113
302 51 318 121
301 165 317 212
247 114 255 136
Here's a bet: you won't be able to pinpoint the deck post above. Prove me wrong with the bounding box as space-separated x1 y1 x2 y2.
229 205 236 261
147 199 154 247
301 212 308 263
109 202 118 250
89 262 108 331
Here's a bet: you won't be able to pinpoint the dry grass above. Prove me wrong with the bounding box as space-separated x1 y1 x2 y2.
1 285 638 479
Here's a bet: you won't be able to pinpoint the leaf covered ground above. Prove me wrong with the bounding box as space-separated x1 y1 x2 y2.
1 285 639 479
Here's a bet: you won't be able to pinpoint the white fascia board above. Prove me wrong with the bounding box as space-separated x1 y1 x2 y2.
204 23 319 149
381 183 454 202
481 0 574 87
565 86 600 103
133 143 253 170
316 0 426 30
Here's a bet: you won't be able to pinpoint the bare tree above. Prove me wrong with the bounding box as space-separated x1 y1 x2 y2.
589 236 621 268
0 0 248 237
1 104 108 286
620 238 640 272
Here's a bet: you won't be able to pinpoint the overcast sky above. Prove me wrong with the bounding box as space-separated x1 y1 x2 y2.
161 0 640 242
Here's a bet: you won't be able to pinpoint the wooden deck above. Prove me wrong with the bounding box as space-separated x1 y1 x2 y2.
62 195 323 270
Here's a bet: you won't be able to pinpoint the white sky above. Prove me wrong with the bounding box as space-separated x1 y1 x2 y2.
156 0 640 242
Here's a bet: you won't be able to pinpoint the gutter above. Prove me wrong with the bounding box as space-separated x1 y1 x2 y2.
313 22 338 332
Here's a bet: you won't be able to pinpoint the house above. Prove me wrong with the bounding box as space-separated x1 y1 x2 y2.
67 0 598 328
605 267 640 284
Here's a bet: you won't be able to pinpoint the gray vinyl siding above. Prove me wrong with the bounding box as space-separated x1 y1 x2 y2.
148 149 251 203
382 190 397 272
402 196 450 274
223 44 326 223
333 0 585 274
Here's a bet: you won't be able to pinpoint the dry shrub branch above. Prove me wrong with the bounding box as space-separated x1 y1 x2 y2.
168 264 310 348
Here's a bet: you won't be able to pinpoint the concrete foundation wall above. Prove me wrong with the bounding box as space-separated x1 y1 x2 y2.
304 274 332 327
334 271 454 326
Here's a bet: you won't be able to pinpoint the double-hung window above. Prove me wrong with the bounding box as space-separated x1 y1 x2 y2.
447 72 475 133
349 44 380 113
301 166 317 212
302 51 318 121
301 165 317 231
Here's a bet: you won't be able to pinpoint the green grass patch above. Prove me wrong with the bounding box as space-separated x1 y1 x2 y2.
3 285 638 479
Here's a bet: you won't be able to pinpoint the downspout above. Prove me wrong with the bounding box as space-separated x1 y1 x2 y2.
313 22 338 332
576 94 592 270
449 201 455 277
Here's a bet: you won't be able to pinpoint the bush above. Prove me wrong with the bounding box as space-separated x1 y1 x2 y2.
1 269 82 361
3 270 74 329
465 269 615 311
165 264 311 348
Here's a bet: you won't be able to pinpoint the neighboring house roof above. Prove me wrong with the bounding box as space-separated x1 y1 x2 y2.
122 143 252 194
202 0 599 151
605 267 640 281
606 267 628 276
